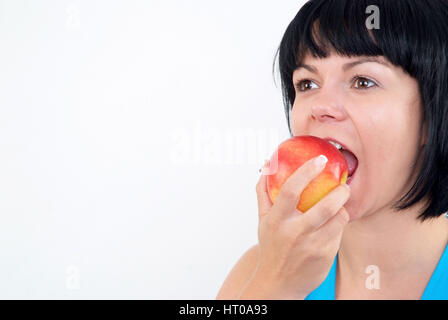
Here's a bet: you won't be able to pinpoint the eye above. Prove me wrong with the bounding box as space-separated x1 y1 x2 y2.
352 76 377 89
295 79 319 92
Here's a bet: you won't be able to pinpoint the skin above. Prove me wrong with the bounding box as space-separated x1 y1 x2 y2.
290 51 448 299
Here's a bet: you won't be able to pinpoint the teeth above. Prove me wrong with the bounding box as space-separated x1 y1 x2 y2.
328 140 343 150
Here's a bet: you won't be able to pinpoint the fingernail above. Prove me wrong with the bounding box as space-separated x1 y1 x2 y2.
314 155 328 167
259 159 269 173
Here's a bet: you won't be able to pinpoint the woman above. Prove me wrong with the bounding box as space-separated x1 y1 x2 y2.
216 0 448 300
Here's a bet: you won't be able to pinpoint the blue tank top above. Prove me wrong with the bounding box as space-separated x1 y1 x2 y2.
305 242 448 300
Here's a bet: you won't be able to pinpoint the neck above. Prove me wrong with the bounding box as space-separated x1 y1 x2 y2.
339 204 448 280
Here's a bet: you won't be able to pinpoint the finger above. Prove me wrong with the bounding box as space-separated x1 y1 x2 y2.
273 155 328 217
256 160 273 219
315 206 350 241
301 184 351 231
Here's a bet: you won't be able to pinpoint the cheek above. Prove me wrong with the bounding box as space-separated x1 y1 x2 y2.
359 104 421 197
289 103 309 135
359 98 418 154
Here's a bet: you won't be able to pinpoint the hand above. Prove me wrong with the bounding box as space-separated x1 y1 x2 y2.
239 155 351 299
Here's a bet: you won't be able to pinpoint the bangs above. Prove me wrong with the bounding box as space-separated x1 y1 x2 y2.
294 1 383 64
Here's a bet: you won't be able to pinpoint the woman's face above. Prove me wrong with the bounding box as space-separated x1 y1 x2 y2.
290 52 426 221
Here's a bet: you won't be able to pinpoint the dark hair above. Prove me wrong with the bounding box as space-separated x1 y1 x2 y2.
273 0 448 221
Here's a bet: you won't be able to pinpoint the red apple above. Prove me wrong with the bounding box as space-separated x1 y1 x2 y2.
266 135 348 213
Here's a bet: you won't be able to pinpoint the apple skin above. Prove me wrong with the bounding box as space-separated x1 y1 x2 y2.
266 135 348 213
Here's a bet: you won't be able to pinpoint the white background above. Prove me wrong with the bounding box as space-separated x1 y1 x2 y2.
0 0 305 299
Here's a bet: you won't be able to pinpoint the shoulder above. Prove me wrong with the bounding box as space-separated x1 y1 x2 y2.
216 244 260 299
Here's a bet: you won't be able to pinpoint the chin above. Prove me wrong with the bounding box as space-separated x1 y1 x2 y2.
343 194 367 222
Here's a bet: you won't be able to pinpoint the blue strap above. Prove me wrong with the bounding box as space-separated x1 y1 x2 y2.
421 242 448 300
304 255 337 300
305 242 448 300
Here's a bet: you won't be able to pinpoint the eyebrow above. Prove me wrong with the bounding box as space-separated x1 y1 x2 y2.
296 57 391 74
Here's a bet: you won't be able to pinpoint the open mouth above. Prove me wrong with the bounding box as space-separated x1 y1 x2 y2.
323 137 359 185
346 163 358 185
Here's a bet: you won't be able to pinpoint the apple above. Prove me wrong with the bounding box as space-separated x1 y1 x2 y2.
266 135 348 213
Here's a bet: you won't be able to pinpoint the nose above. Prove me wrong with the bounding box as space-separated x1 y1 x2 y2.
309 88 348 122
